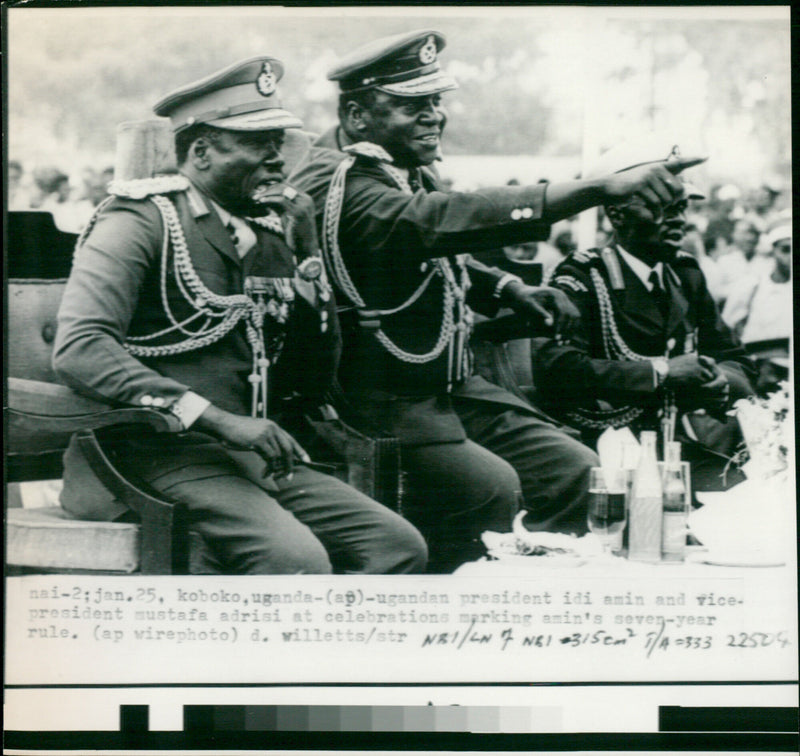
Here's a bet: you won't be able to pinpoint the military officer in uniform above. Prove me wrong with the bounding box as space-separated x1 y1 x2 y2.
53 57 427 574
290 30 705 571
533 137 756 490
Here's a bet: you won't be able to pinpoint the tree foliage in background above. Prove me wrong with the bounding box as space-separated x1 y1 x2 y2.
7 10 790 183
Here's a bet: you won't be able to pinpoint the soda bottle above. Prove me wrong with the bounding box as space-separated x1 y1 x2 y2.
628 431 662 562
617 441 640 555
661 441 687 562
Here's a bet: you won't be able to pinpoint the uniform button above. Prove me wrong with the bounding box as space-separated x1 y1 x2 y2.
140 395 153 406
151 397 166 407
521 207 533 219
510 208 523 221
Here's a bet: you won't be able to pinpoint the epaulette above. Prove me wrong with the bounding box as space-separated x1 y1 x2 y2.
671 251 701 268
600 246 625 290
108 174 190 200
552 274 589 293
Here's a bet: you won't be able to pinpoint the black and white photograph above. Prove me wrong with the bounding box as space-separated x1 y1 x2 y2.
4 3 796 754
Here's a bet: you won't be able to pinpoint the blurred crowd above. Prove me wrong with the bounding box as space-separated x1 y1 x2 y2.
8 159 114 234
9 158 792 356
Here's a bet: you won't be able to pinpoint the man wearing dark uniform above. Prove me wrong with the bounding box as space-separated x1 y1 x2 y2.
53 57 427 574
533 137 756 490
290 30 704 570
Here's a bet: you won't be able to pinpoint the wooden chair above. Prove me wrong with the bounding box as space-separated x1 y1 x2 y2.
6 275 196 574
6 202 403 576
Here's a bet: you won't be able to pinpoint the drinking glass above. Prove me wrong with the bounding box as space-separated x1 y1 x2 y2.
587 467 627 554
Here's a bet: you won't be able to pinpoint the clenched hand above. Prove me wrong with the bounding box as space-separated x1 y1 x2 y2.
502 281 581 338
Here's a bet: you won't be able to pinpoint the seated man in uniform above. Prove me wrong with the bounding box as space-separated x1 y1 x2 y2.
53 56 427 574
533 137 756 491
290 30 705 571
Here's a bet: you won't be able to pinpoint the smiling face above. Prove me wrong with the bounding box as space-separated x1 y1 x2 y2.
352 91 447 169
608 195 689 266
188 128 286 216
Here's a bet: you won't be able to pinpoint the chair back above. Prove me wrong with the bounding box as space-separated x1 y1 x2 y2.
7 211 77 278
7 278 69 481
8 279 66 383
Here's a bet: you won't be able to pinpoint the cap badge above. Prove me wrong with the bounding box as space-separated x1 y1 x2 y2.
419 36 437 65
667 144 681 160
256 62 277 97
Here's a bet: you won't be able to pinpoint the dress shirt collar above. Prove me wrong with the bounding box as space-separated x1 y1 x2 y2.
207 198 257 258
617 245 664 290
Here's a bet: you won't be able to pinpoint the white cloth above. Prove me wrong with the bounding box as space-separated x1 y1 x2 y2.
722 271 792 343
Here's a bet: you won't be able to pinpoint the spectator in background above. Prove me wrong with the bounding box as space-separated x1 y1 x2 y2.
722 219 791 398
747 179 783 231
68 167 113 232
30 166 71 210
722 220 792 344
708 217 761 305
702 183 741 259
8 160 33 209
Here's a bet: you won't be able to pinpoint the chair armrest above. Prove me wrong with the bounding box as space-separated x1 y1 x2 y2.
77 430 189 574
8 377 183 434
304 411 402 513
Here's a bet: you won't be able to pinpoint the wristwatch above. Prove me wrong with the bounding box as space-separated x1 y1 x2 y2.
651 357 669 388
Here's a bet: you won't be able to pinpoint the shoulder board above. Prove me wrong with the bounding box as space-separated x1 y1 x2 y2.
600 246 625 290
671 251 701 268
552 274 589 293
566 248 602 266
108 174 190 200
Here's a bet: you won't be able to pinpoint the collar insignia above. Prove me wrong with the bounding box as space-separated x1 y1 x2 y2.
256 62 277 97
419 36 437 65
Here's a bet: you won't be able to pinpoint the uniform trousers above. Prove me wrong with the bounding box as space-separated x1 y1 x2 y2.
399 400 599 573
61 437 427 575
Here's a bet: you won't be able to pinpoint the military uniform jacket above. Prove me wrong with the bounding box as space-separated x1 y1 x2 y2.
53 180 341 429
533 244 755 430
290 126 557 444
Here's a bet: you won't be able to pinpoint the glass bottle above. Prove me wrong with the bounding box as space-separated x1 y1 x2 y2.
661 441 688 562
628 431 662 562
618 441 640 555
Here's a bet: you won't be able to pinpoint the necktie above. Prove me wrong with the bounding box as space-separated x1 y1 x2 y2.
408 169 422 192
226 221 240 253
226 216 256 258
649 270 669 318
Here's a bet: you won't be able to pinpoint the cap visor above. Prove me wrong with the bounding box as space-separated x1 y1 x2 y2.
206 108 303 131
378 70 458 96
